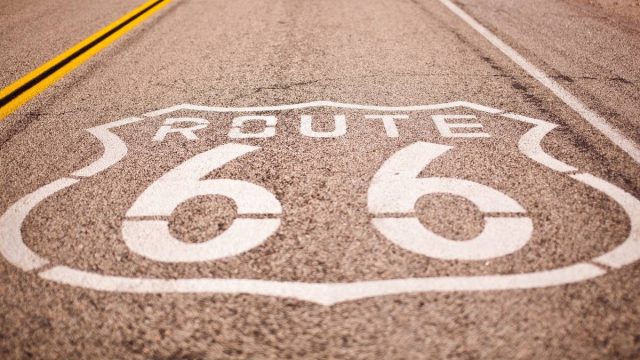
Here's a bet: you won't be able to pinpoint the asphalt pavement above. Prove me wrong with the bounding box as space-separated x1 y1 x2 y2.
1 0 640 358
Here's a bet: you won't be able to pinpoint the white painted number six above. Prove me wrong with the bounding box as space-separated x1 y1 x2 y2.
368 142 533 260
122 143 282 262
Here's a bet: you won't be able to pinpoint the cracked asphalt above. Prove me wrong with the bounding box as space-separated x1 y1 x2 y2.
1 0 640 358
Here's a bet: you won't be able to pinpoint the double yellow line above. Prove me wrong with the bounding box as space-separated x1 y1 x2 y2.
0 0 172 121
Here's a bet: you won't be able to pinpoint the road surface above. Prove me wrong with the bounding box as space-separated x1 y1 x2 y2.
1 0 640 358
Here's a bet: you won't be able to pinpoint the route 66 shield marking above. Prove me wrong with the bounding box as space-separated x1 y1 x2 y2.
1 101 638 306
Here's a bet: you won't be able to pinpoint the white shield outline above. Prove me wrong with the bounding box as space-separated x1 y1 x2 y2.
1 101 638 306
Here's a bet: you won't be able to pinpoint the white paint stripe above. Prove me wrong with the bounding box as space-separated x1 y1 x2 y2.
40 266 335 305
502 112 577 172
72 117 143 177
571 173 640 268
318 263 603 304
40 263 604 306
0 178 78 270
143 100 503 117
439 0 640 164
122 218 281 262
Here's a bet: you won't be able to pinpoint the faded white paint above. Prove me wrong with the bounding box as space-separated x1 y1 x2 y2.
369 142 531 260
72 117 143 177
143 101 503 117
502 112 577 172
39 263 604 306
153 117 209 141
575 173 640 268
432 114 490 138
365 114 409 137
122 218 280 262
0 178 77 270
228 115 277 139
300 114 347 138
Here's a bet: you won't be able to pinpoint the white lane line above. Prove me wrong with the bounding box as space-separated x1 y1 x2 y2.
439 0 640 164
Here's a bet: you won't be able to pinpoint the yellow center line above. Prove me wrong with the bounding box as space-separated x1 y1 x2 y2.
0 0 173 121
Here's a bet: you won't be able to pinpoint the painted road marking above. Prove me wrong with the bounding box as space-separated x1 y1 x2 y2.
39 263 605 306
151 113 495 141
0 178 77 271
438 0 640 164
123 144 282 263
142 101 504 116
1 101 639 305
368 142 533 260
71 117 144 177
0 0 172 120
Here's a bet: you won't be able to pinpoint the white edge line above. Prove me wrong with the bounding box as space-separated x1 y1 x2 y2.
438 0 640 164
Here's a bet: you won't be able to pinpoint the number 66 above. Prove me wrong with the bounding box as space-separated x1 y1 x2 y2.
122 142 531 262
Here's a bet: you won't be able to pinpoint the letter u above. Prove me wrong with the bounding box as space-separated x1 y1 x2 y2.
300 115 347 138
